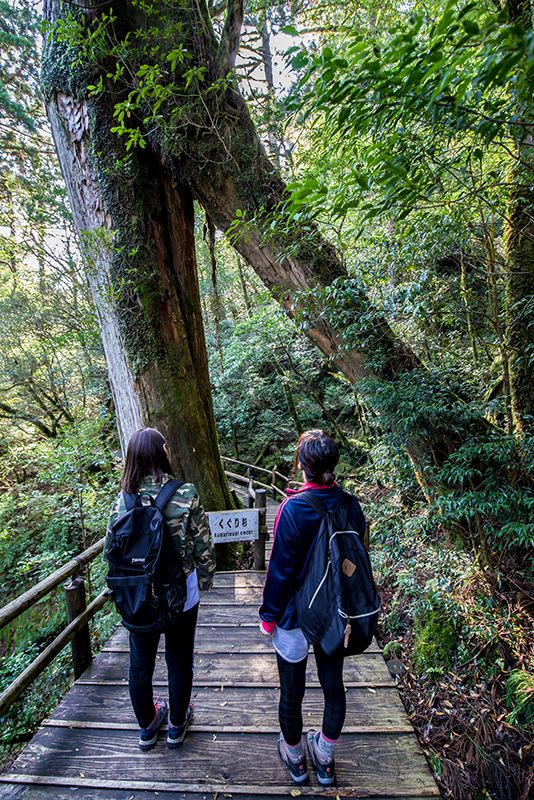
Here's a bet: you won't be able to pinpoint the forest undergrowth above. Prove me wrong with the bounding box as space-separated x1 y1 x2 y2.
359 484 533 800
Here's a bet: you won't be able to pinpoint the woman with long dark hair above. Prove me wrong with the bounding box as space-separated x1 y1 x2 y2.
259 430 366 786
104 427 215 750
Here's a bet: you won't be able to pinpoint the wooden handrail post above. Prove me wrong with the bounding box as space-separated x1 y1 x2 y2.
64 577 92 679
247 475 254 509
253 489 267 570
0 589 111 717
271 468 277 499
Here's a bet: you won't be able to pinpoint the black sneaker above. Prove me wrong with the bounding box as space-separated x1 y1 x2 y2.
139 698 167 751
277 733 309 785
167 703 194 748
306 730 336 786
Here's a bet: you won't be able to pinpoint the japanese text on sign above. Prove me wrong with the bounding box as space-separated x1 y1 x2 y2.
207 509 259 543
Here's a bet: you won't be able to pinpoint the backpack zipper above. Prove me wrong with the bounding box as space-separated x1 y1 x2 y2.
308 561 331 609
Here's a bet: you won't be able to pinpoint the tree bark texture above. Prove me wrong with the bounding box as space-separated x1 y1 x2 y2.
42 0 233 510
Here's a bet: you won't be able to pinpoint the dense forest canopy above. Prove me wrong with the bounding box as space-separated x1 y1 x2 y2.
0 0 533 797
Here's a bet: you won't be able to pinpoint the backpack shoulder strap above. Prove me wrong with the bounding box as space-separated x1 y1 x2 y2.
122 491 141 512
336 491 353 530
298 490 352 529
297 490 328 517
154 479 185 511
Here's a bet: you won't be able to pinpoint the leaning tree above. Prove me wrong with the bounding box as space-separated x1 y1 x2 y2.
41 0 420 490
42 0 532 518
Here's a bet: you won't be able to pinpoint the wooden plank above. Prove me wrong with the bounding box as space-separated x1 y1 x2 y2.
104 624 381 654
78 680 396 689
80 651 394 685
43 720 413 734
8 729 440 795
48 684 410 730
181 590 267 602
197 604 263 623
102 643 382 655
199 597 264 605
212 573 266 586
0 784 437 800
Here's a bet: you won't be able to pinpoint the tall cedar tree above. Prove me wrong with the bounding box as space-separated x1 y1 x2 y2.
42 0 532 505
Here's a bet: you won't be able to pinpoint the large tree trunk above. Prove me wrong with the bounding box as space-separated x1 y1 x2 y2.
41 5 233 510
40 0 462 491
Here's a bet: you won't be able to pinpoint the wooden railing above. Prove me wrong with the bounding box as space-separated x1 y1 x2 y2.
0 459 290 717
223 456 370 550
0 538 112 717
221 457 292 571
222 456 290 500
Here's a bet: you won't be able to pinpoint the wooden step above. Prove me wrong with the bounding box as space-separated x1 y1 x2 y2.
47 683 411 732
4 728 440 796
79 650 395 686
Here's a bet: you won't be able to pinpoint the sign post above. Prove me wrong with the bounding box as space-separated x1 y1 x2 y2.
207 509 260 544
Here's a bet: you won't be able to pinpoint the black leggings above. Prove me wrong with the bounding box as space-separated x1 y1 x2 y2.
276 646 346 745
128 603 198 728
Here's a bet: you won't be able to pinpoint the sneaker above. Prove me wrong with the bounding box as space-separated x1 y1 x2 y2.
167 703 194 748
277 733 309 785
306 730 336 786
139 698 167 751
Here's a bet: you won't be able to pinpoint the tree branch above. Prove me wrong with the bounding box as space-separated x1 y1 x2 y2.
209 0 227 18
0 400 57 438
217 0 244 77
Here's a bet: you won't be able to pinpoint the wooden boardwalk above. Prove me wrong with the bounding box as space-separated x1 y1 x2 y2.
0 497 440 800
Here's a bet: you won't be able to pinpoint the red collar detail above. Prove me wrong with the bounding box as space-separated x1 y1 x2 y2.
286 481 337 495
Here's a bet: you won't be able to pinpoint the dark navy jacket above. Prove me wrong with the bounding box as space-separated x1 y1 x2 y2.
259 484 366 631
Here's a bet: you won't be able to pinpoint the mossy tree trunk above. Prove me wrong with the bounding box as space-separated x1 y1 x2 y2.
41 0 530 506
42 3 233 511
51 0 416 387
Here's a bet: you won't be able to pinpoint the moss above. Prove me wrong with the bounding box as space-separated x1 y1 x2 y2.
82 101 166 376
41 17 99 102
382 640 403 660
412 608 458 677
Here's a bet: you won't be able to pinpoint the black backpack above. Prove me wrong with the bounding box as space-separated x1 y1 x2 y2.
295 491 380 656
105 480 187 632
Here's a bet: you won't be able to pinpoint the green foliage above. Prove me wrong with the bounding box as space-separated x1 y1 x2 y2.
287 1 531 222
505 670 534 732
210 301 353 467
382 639 403 660
0 0 40 153
412 607 458 677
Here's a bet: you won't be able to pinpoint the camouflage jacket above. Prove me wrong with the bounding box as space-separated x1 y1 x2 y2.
104 475 216 591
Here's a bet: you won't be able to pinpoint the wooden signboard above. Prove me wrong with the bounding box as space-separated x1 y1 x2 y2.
207 510 260 544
